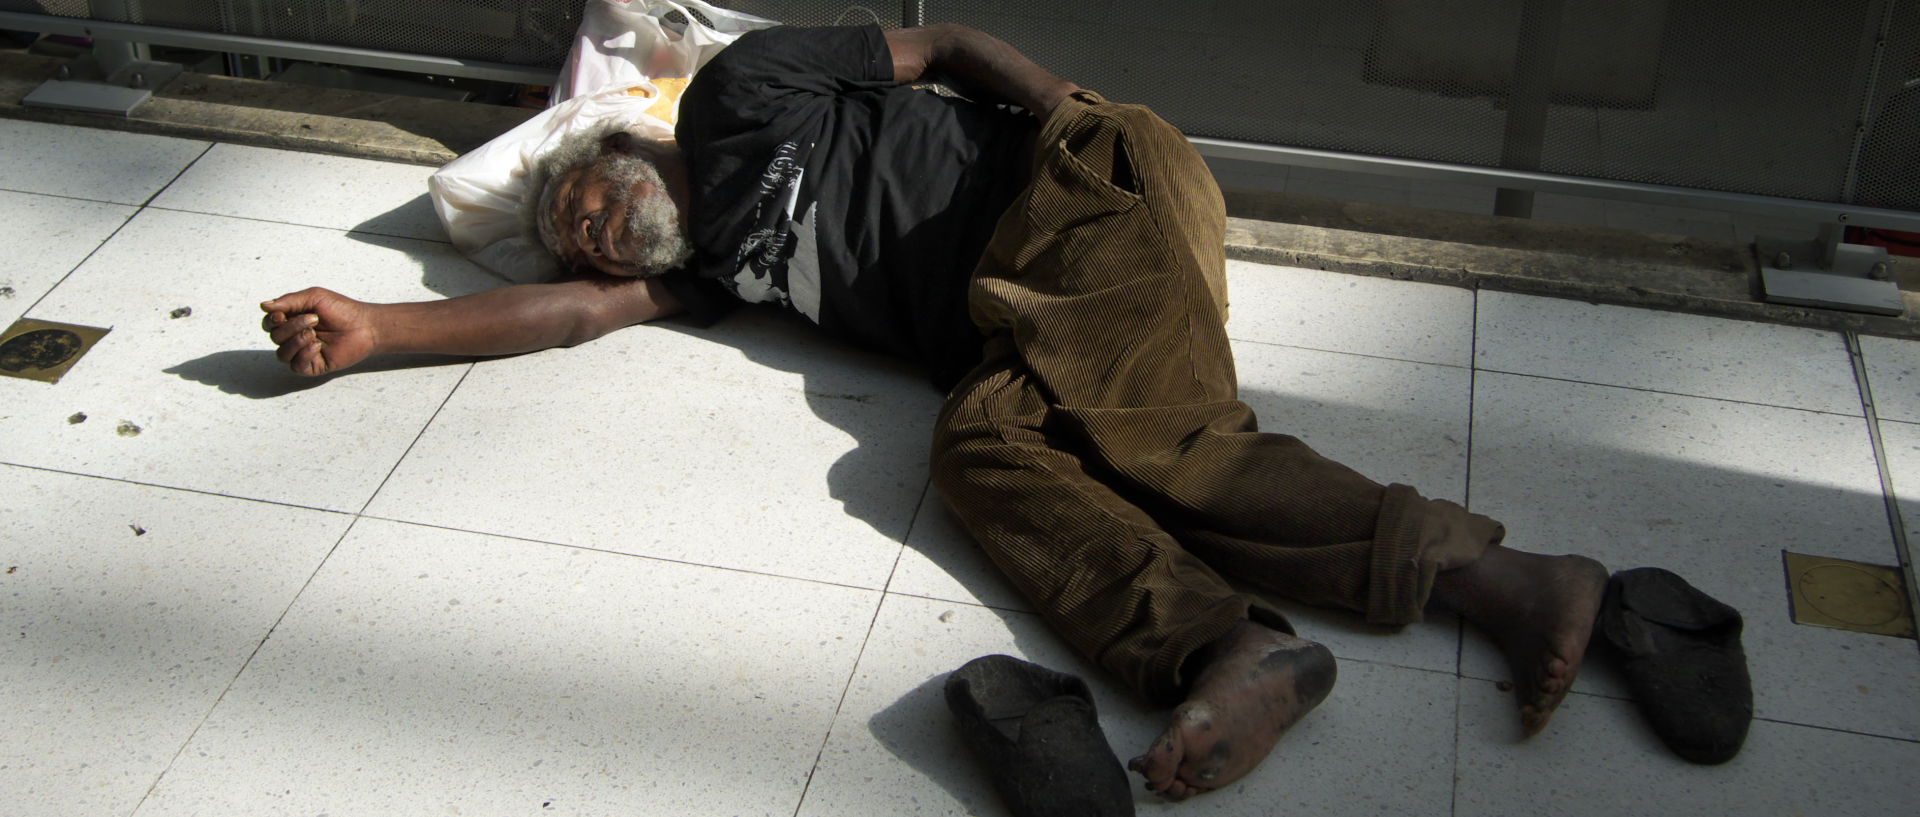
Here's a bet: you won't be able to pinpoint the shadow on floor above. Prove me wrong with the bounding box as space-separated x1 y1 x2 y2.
164 349 473 399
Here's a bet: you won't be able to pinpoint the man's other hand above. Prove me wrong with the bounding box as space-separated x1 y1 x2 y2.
260 287 379 377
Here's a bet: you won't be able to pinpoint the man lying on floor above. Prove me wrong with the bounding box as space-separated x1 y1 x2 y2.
261 23 1698 799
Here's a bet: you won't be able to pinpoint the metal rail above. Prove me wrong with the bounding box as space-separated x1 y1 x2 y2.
1192 136 1920 234
0 10 556 85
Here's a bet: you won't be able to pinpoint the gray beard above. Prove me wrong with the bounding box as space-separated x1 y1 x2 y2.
599 153 695 278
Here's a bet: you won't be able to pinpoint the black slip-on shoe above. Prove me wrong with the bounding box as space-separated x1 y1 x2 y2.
944 654 1135 817
1597 567 1753 765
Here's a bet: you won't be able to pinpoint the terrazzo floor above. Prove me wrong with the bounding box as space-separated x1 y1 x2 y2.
4 118 1918 816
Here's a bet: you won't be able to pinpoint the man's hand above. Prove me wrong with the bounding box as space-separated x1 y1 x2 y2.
261 287 381 377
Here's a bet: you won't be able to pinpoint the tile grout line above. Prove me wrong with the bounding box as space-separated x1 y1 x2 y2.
124 513 367 817
1842 332 1920 649
789 478 936 817
1452 288 1480 817
12 201 155 318
0 460 354 516
0 185 156 207
1475 367 1871 419
1449 669 1465 817
356 511 898 595
1228 334 1472 371
124 359 477 816
140 143 219 208
144 203 456 247
876 478 936 597
1748 715 1920 745
13 141 213 318
787 605 882 817
1463 291 1479 534
350 362 478 519
1230 339 1868 421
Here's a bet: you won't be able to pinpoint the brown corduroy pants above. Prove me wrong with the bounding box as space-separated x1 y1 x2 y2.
930 91 1506 706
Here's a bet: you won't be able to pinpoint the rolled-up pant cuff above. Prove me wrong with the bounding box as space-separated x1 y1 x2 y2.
1365 484 1505 626
1135 594 1295 707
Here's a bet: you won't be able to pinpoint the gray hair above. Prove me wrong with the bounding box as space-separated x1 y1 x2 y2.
521 125 694 278
521 123 625 261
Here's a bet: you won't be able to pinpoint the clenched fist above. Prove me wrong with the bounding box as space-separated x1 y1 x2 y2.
260 287 381 376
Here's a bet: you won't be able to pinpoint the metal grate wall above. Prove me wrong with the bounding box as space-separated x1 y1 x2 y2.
918 0 1913 212
1853 0 1918 211
3 0 1912 214
0 1 891 66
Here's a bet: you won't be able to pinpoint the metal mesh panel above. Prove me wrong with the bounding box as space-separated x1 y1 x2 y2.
4 1 1910 213
0 2 91 19
0 1 581 64
923 0 1909 211
188 1 579 67
1854 0 1920 211
0 2 900 67
716 1 900 27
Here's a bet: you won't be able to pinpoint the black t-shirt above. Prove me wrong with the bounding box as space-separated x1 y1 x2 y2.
674 24 1034 386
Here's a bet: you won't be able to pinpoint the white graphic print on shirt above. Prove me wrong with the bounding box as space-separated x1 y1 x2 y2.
726 140 823 322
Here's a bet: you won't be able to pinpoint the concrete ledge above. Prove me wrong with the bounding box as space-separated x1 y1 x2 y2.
3 50 1914 339
0 51 533 165
1223 191 1919 340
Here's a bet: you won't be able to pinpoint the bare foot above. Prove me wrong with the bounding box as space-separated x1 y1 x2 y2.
1432 547 1608 736
1127 621 1335 800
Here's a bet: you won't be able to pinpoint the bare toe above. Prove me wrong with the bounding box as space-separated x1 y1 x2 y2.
1130 622 1336 799
1129 731 1182 793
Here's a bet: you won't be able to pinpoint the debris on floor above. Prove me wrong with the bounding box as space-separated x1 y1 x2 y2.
116 421 141 437
169 306 192 319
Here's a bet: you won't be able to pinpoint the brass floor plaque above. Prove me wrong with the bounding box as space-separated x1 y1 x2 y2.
0 318 110 384
1783 551 1916 639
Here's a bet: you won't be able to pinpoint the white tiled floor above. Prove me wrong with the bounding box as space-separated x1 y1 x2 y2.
5 123 1918 817
150 143 443 240
0 189 135 327
1862 334 1920 424
0 119 208 205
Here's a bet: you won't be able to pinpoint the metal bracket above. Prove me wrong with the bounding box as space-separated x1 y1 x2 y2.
1757 227 1904 316
21 43 183 117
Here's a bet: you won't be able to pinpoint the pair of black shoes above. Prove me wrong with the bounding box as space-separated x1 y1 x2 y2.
944 569 1753 816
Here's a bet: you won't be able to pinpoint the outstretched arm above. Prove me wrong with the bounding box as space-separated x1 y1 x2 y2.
883 24 1080 120
260 275 682 376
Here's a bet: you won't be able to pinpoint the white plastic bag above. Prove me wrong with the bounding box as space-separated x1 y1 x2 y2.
429 0 777 283
554 0 776 104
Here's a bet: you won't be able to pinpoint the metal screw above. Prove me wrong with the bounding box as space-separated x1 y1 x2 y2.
55 65 70 80
1870 262 1890 281
130 72 145 89
1775 251 1793 270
